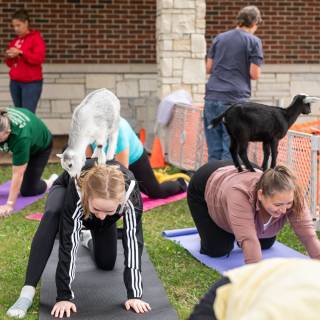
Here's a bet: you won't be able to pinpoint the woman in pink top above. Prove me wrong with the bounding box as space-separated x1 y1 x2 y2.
187 160 320 264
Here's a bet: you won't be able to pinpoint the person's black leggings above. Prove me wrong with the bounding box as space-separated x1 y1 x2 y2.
189 276 231 320
87 223 118 270
187 160 276 257
25 183 65 286
129 149 186 199
20 139 52 196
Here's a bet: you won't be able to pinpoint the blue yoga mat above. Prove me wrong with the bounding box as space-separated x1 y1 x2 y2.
163 227 308 274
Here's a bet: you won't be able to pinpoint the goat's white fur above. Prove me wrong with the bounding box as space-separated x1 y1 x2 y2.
57 88 120 177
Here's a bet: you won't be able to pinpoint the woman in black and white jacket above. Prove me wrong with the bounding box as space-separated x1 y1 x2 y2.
7 159 150 319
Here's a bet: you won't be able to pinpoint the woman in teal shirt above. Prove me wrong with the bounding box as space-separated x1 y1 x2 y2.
87 117 187 199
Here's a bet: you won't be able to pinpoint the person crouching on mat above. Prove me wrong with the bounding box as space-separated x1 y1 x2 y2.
7 159 150 318
189 258 320 320
0 107 57 218
187 160 320 264
86 116 187 199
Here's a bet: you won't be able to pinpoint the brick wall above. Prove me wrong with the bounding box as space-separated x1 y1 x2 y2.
0 0 156 64
206 0 320 64
1 1 319 64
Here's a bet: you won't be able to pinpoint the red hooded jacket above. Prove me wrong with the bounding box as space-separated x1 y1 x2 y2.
5 30 46 82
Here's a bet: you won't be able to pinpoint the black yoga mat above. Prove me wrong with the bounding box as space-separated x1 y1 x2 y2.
40 240 178 319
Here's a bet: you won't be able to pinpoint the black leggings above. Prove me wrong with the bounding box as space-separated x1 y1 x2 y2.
129 149 186 199
87 223 117 270
189 277 231 320
25 183 119 287
25 184 65 286
20 140 52 196
187 160 276 257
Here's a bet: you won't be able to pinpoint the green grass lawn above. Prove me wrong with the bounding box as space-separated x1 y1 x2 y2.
0 164 310 319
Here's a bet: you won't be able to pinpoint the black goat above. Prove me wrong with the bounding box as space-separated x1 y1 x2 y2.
208 94 320 172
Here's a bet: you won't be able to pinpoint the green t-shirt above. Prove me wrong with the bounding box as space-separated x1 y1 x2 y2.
0 107 52 165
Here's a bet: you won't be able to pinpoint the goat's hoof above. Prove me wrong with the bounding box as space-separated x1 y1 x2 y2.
237 167 243 172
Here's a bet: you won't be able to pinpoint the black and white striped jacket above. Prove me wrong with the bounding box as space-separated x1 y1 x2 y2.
55 159 143 301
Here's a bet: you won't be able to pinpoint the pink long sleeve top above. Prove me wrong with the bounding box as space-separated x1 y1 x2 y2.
204 165 320 264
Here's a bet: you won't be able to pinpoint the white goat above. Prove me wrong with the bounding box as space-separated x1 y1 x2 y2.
57 88 120 177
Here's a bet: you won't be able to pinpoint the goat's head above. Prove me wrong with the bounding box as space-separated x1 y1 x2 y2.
56 149 85 178
292 94 320 115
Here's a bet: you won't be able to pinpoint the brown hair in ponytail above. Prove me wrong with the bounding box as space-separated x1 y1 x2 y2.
255 165 304 217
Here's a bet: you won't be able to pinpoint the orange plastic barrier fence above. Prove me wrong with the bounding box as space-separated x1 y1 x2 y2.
290 121 320 210
167 104 207 171
291 120 320 135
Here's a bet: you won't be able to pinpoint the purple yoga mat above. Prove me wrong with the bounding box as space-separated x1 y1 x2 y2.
0 181 47 213
163 227 308 274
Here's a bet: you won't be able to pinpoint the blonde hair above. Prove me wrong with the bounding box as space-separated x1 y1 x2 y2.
76 164 125 219
0 109 10 133
255 165 304 217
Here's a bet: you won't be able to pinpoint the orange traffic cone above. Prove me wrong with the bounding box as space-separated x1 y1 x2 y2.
150 136 165 168
139 128 146 145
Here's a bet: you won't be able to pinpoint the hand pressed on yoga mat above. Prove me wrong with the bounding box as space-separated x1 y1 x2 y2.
124 298 151 314
51 301 77 318
0 203 13 217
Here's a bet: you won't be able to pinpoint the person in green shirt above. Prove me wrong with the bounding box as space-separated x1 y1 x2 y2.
0 107 57 217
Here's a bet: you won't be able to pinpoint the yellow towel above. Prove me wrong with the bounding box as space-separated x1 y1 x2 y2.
153 170 190 184
214 258 320 320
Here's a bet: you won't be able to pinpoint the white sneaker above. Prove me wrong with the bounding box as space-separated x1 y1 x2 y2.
80 229 92 249
44 173 59 191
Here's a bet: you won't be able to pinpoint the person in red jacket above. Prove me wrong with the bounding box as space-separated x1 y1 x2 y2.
4 9 46 113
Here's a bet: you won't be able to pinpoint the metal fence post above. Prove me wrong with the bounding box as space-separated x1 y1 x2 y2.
311 135 320 229
287 133 293 167
179 105 186 169
195 108 205 171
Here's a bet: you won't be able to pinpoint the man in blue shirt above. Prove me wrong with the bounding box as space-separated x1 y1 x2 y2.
204 5 264 161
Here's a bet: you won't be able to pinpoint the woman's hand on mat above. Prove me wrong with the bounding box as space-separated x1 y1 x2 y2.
51 301 77 318
0 204 13 217
124 299 151 314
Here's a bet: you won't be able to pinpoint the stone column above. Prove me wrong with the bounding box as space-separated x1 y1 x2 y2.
156 0 206 103
155 0 206 152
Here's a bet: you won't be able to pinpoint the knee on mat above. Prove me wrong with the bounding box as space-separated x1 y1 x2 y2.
144 190 162 199
95 258 116 271
260 241 275 250
20 187 34 197
201 244 233 258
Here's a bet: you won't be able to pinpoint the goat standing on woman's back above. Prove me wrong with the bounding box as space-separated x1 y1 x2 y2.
57 88 120 177
209 94 320 172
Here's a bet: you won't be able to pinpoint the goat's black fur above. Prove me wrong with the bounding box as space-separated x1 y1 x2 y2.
209 94 312 172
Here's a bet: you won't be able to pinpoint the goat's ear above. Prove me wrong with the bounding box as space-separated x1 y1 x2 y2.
303 96 320 104
56 153 63 159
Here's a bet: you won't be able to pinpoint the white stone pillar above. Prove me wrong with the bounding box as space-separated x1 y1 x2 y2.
156 0 206 103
